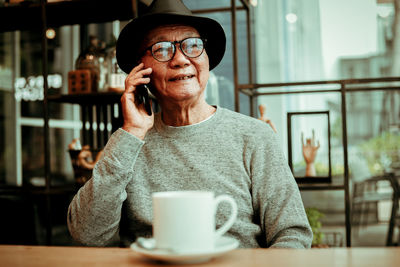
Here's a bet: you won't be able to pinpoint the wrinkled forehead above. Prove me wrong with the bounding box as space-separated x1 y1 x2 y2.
142 24 200 46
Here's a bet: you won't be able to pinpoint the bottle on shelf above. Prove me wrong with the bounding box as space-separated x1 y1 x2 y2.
106 45 126 93
97 40 109 92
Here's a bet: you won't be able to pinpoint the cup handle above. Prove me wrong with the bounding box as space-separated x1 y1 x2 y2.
214 194 238 239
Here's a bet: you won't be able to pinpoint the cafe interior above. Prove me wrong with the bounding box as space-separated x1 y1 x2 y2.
0 0 400 265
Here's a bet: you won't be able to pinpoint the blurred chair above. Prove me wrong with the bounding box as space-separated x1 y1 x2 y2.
386 172 400 246
350 156 393 231
322 231 344 247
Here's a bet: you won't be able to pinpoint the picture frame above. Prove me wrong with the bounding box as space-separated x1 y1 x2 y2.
287 111 332 183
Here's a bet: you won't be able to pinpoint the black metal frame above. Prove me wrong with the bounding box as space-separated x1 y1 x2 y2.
287 111 332 184
238 77 400 247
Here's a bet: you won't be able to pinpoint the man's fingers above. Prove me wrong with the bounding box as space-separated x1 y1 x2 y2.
139 77 151 85
128 62 144 76
127 65 152 80
125 68 152 93
140 67 153 76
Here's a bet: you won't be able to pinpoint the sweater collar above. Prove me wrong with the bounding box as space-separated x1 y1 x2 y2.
154 106 220 138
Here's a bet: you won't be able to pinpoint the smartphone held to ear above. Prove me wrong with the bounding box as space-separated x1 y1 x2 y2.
135 84 153 116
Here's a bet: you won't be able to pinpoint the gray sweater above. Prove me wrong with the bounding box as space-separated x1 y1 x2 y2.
67 106 312 248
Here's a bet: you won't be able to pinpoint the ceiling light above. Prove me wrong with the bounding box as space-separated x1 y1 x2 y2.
46 28 56 39
286 13 298 24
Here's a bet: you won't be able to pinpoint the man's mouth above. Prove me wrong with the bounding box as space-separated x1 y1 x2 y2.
169 75 195 81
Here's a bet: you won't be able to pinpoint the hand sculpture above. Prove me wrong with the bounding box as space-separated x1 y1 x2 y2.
258 104 277 133
68 139 103 170
68 139 104 185
301 129 320 177
77 145 103 170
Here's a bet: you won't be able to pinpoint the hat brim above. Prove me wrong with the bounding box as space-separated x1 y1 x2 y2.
116 13 226 74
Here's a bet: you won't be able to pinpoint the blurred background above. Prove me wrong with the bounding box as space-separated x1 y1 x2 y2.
0 0 399 247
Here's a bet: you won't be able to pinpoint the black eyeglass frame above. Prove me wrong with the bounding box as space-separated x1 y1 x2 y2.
144 37 207 62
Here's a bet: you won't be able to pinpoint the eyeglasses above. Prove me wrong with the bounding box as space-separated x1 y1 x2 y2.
145 37 206 62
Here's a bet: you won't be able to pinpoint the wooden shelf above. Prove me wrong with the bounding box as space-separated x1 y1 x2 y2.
48 92 122 105
0 184 77 195
0 0 138 33
298 184 345 191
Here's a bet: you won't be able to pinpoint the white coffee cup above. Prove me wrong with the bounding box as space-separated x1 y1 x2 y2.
152 191 238 253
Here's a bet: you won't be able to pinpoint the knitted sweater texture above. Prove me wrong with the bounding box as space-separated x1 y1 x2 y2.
67 106 312 248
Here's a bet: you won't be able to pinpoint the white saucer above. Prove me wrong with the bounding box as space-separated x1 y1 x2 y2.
130 236 239 264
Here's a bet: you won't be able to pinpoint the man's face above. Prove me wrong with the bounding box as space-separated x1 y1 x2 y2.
140 25 210 104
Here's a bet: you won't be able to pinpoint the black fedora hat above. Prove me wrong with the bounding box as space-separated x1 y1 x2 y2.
116 0 226 74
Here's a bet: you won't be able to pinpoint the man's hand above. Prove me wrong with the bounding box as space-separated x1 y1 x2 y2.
121 63 154 139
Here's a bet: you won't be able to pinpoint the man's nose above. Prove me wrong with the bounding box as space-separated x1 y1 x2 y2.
169 46 190 68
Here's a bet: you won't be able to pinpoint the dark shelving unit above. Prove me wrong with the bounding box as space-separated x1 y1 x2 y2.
0 0 139 245
49 92 124 149
0 0 138 32
48 92 122 105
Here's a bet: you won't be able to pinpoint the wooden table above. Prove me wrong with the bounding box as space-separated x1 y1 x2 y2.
1 245 400 267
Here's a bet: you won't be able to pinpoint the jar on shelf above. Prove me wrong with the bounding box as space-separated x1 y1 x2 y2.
75 35 101 92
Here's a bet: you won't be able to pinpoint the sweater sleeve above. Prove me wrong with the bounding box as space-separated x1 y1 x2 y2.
250 127 313 248
67 128 144 246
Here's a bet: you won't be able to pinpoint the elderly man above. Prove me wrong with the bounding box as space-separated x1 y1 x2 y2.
67 0 312 249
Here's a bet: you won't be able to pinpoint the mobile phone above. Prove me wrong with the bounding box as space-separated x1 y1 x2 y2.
135 84 153 116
